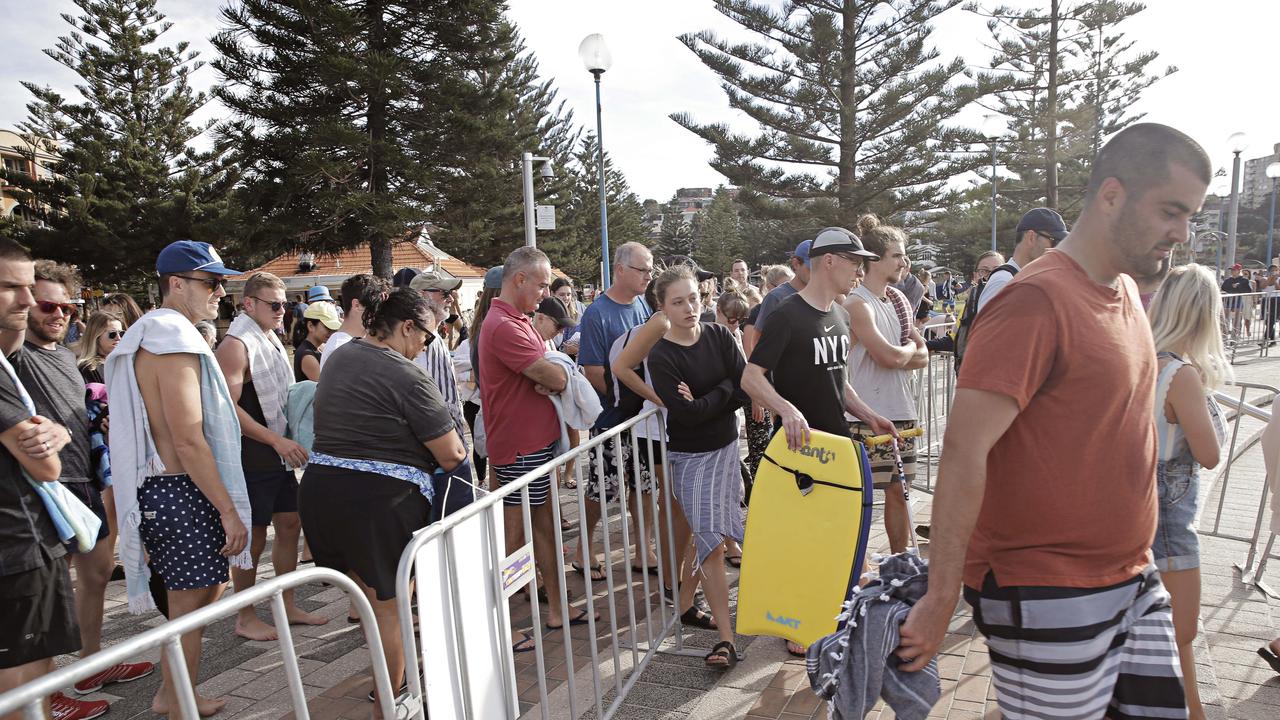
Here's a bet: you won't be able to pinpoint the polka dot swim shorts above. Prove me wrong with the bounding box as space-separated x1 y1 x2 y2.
139 474 229 591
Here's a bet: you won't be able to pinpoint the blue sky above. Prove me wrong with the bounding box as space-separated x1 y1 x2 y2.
0 0 1272 201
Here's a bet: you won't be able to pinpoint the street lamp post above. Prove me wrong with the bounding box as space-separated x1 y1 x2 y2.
1226 131 1248 267
521 152 553 247
981 114 1005 252
579 34 613 290
1266 161 1280 267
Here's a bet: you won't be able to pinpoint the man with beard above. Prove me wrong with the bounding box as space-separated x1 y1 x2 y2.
106 241 252 716
217 272 324 641
896 124 1210 720
2 261 156 719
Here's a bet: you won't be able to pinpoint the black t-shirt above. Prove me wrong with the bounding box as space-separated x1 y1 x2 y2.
10 342 91 484
314 339 455 472
647 323 747 453
1222 276 1252 294
747 293 851 436
0 367 64 576
744 303 762 329
294 340 321 382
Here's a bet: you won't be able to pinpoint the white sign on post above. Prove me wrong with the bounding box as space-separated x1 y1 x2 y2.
535 204 556 230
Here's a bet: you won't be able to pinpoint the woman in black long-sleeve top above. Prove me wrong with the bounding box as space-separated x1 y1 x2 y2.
645 265 747 670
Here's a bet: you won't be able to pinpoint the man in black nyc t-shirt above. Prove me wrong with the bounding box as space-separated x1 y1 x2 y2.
748 294 853 436
744 227 895 450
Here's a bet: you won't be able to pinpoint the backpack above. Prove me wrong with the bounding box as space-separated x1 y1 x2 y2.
600 327 646 419
953 263 1018 370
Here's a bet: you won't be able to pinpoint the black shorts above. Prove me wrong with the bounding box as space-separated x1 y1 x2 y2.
139 474 229 591
63 481 110 552
0 556 80 668
244 469 299 526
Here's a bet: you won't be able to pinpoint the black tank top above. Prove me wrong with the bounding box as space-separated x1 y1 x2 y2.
240 379 283 471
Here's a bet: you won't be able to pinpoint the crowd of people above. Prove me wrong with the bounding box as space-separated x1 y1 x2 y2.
1 121 1278 720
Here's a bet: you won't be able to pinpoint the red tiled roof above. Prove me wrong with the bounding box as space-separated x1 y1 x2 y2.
231 241 485 280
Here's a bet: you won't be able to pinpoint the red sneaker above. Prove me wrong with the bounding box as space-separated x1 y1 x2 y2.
72 661 156 694
50 692 109 720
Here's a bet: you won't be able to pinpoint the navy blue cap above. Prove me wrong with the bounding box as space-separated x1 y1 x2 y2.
791 239 812 268
391 267 419 288
1016 208 1068 241
156 240 242 275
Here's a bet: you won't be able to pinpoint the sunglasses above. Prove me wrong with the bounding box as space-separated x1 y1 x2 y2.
173 275 228 291
249 296 286 312
1034 231 1062 246
35 300 76 315
105 330 124 340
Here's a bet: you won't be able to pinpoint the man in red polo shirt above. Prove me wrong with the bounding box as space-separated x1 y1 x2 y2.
479 247 593 634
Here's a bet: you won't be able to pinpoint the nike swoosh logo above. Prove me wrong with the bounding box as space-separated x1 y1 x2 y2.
823 324 835 332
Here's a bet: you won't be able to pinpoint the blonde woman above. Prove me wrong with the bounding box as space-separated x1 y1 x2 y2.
77 312 125 385
1147 264 1230 720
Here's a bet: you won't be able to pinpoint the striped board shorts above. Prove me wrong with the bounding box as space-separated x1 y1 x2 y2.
494 440 557 507
965 566 1187 720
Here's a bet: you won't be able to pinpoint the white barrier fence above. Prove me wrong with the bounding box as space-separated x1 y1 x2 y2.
0 568 401 720
397 408 699 720
1221 291 1277 362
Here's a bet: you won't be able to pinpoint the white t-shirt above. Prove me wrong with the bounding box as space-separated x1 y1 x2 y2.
975 259 1022 315
318 331 354 373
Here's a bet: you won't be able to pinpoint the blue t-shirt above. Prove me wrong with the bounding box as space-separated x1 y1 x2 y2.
754 282 800 335
578 293 651 429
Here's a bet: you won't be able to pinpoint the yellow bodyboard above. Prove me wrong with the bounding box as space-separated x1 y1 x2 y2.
737 428 873 648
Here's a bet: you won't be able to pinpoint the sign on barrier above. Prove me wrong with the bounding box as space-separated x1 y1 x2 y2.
501 543 535 598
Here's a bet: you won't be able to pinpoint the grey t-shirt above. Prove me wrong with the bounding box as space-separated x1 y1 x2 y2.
10 342 91 484
754 282 801 335
0 368 64 576
313 339 455 472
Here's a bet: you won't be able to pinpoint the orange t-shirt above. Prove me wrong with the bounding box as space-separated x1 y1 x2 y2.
957 250 1157 589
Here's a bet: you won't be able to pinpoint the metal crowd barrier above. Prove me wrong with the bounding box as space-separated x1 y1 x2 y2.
1221 291 1277 362
0 568 399 720
395 408 695 720
1205 382 1280 596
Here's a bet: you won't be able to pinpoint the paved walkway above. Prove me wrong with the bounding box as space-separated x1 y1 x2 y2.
56 356 1280 719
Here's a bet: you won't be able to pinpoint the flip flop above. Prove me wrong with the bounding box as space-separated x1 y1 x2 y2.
572 561 607 582
546 608 596 631
512 632 536 654
725 555 742 568
1258 646 1280 674
679 605 717 630
631 564 659 576
786 640 806 658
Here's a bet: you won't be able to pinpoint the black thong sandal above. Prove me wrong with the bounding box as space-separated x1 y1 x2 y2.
786 640 806 657
512 632 536 654
1258 645 1280 674
680 606 718 630
705 640 738 670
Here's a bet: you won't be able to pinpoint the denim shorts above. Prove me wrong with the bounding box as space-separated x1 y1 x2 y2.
1152 461 1200 572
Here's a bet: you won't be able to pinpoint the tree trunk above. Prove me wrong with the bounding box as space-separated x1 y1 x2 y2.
366 0 392 279
1045 0 1060 209
837 1 858 226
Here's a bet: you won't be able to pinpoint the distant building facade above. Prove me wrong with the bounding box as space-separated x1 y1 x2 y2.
0 129 58 224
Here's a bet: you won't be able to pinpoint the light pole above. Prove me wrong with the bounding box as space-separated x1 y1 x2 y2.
1226 131 1248 268
521 152 553 247
579 33 613 290
1266 161 1280 267
981 114 1005 252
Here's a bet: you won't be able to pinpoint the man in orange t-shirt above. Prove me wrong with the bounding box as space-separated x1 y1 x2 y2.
896 124 1211 720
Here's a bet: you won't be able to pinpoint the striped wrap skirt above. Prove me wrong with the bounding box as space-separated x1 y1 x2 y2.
965 566 1186 720
668 441 744 567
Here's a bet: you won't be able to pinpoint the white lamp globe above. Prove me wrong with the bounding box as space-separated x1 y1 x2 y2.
579 34 612 74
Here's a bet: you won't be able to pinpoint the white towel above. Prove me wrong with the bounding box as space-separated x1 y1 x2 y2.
545 350 602 455
226 313 293 446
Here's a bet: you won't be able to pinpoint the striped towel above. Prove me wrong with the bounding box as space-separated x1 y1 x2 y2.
227 313 293 452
